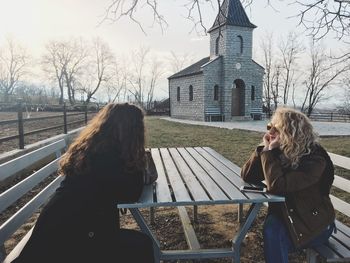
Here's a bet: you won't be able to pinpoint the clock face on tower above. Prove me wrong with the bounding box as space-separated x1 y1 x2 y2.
235 63 241 70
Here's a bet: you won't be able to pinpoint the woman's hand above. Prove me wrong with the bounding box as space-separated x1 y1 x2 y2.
269 134 280 150
262 133 280 151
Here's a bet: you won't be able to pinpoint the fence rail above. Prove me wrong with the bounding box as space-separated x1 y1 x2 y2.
0 103 97 149
309 112 350 122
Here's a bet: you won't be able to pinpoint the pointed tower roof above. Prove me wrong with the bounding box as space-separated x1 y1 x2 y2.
208 0 256 33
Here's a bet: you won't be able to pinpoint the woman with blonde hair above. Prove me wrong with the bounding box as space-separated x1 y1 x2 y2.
12 103 155 263
241 107 335 263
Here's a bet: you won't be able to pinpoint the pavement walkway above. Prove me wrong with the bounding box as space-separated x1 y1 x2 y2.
161 117 350 136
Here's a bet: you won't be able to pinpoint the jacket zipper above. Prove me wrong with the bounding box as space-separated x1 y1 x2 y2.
284 203 300 242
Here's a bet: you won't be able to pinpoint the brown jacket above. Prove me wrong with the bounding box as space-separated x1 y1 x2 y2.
241 144 335 247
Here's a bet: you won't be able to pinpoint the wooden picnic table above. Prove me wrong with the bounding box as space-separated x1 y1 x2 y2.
118 147 285 263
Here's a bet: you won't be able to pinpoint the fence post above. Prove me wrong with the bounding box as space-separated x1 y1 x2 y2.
17 101 24 149
63 102 67 134
84 105 88 125
330 112 333 122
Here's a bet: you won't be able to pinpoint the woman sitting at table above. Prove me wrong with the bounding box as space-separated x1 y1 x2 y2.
12 103 155 263
241 107 335 263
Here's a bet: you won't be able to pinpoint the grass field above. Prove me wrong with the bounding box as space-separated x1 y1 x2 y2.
145 116 350 167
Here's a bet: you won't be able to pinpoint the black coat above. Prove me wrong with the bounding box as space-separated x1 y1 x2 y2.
12 151 144 263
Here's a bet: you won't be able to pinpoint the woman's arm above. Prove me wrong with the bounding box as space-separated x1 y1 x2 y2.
241 146 265 184
260 150 326 194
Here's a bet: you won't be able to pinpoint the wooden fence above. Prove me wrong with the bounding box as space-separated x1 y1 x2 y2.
0 103 97 149
309 112 350 122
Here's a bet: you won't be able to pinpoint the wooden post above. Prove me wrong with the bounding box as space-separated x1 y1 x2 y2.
330 112 333 122
63 102 67 134
17 101 24 149
84 105 88 124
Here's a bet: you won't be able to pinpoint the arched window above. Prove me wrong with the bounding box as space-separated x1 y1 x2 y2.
177 86 180 101
214 85 219 101
215 36 220 55
251 86 255 101
189 85 193 101
237 35 243 54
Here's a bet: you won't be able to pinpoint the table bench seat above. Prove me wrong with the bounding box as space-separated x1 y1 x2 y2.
0 139 66 262
306 153 350 263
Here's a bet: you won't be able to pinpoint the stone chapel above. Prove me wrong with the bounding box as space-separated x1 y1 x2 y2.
168 0 264 121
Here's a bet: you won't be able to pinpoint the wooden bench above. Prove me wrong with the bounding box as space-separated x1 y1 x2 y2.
250 107 263 120
306 152 350 262
205 106 225 122
0 139 67 263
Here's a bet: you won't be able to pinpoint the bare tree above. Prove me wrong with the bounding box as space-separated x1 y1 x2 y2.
42 40 86 105
42 41 66 105
127 46 163 109
146 58 163 110
271 64 281 110
338 78 350 113
0 37 29 102
301 40 350 116
260 32 275 116
79 38 115 104
102 0 350 41
128 46 149 106
62 39 88 105
168 51 194 74
104 61 128 103
278 32 304 105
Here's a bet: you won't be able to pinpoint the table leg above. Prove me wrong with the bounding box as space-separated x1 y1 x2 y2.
150 207 155 225
129 208 161 263
232 203 263 263
193 205 198 223
238 204 243 223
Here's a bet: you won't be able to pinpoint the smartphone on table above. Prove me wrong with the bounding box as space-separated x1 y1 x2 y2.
240 185 267 193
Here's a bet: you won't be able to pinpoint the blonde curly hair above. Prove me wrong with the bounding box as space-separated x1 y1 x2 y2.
271 107 319 168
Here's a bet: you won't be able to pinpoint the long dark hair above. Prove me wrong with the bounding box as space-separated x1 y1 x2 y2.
59 103 145 176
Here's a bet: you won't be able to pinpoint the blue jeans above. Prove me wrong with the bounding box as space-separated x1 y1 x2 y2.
263 214 334 263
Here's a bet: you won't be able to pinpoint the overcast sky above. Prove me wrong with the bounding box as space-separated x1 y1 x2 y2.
0 0 347 105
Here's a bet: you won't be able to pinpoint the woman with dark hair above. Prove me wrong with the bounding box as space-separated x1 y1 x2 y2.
12 103 155 263
241 107 335 263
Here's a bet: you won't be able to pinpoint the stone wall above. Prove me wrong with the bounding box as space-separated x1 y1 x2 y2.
169 74 205 121
202 56 223 109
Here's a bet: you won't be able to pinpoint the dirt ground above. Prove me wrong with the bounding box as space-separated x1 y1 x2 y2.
0 112 308 262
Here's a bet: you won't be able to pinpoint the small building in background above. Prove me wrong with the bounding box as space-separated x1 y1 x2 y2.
168 0 264 121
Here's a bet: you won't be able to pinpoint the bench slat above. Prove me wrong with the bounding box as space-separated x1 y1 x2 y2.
178 148 228 201
169 148 209 202
186 147 245 200
330 195 350 218
333 175 350 193
328 153 350 170
0 158 60 214
332 227 350 250
335 221 350 240
195 147 264 201
151 148 172 203
327 236 350 261
312 243 343 262
0 176 63 245
0 139 65 182
159 148 191 202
